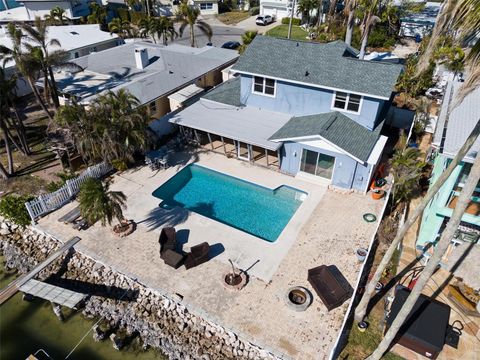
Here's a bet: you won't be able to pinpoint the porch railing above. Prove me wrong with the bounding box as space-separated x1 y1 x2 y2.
25 162 113 223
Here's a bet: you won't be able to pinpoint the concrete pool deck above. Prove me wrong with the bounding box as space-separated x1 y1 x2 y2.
36 151 385 359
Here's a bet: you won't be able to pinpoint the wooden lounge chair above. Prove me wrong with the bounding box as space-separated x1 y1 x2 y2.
185 242 210 270
307 265 352 311
58 207 81 224
162 249 184 269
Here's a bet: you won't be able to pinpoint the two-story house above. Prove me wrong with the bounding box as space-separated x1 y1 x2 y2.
417 77 480 270
170 36 403 192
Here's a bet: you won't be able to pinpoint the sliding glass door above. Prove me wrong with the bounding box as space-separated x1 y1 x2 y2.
300 149 335 180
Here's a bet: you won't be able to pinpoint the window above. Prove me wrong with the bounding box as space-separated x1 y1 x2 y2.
253 76 276 96
149 101 157 113
332 92 362 113
200 2 213 10
74 52 79 58
300 149 335 180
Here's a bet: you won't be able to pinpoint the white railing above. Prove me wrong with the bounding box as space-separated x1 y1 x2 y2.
25 162 113 222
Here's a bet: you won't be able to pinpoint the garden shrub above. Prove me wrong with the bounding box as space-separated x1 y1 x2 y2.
367 27 396 49
130 11 146 25
111 159 128 172
250 6 259 15
281 17 301 26
0 194 34 226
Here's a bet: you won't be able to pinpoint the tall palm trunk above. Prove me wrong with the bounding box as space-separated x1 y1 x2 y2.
48 66 60 108
354 120 480 323
4 121 26 155
27 77 53 120
0 160 8 179
345 10 355 46
190 24 195 47
368 154 480 360
316 0 323 26
0 120 14 174
12 108 30 155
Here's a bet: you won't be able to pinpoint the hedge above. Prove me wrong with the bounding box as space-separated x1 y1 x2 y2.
0 194 34 226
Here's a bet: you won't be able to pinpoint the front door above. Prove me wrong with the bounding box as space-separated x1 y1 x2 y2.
237 141 250 161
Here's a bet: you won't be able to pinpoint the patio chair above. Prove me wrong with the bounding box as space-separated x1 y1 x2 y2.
162 249 184 269
184 242 210 270
307 265 352 311
159 227 176 258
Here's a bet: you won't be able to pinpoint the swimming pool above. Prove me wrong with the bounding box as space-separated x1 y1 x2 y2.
152 165 307 242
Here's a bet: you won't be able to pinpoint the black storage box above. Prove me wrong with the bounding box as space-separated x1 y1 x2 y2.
386 287 451 359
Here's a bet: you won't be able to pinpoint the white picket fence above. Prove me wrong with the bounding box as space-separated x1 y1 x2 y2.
25 162 113 222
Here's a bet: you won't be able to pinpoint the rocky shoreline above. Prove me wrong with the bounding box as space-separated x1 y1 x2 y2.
0 218 279 360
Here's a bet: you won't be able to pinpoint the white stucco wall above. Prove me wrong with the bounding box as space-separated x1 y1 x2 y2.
193 0 218 15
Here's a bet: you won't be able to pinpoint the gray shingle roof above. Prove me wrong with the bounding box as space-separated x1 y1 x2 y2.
202 76 242 107
56 42 238 105
269 111 382 162
232 36 403 99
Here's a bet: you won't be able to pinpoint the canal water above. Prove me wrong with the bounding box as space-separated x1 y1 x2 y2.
0 257 166 360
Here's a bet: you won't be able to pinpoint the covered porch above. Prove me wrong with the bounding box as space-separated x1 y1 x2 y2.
170 99 291 171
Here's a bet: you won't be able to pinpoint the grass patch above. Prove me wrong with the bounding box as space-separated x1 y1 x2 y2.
216 11 251 25
265 25 308 41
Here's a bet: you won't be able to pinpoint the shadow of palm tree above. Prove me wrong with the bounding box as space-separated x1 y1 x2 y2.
137 204 190 231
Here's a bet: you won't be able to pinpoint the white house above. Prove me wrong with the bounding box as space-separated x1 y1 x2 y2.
0 24 121 96
260 0 298 21
191 0 218 15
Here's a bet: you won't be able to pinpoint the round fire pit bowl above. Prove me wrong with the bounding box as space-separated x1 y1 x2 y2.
284 286 312 312
221 272 248 291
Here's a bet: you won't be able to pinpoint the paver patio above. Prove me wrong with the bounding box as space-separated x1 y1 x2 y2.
36 151 385 359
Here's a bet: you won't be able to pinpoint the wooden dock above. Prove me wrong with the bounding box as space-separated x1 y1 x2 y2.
0 236 81 306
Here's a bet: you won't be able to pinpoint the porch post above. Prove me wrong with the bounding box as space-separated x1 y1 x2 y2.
207 133 214 150
277 149 281 168
265 149 269 166
221 136 227 155
194 129 200 143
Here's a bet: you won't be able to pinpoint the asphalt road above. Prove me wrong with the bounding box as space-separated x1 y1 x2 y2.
171 25 244 48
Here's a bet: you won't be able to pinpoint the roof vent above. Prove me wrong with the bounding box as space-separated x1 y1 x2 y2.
305 71 309 76
134 48 149 69
296 42 299 47
69 31 79 35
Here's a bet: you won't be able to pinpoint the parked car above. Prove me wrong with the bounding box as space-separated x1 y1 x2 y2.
256 15 274 26
221 41 241 50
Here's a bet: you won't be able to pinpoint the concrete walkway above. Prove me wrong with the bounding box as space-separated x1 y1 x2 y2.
37 151 385 359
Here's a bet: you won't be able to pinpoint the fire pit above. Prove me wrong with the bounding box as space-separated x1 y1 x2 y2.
284 286 312 312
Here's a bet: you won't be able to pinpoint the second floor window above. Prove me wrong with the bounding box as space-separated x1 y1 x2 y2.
149 101 157 113
253 76 276 96
332 92 362 113
200 2 213 9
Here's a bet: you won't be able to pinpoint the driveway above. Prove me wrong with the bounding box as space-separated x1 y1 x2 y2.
235 15 280 33
171 24 244 48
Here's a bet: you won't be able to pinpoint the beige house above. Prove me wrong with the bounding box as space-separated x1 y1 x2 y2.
52 41 239 135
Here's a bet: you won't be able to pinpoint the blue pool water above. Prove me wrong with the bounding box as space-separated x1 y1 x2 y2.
152 165 307 242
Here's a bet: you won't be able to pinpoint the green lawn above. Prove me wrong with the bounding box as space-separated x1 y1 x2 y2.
216 11 251 25
265 25 308 41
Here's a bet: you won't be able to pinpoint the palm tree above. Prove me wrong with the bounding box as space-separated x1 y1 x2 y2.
109 17 134 39
176 1 212 47
0 24 53 120
416 0 480 99
391 147 426 205
344 0 358 46
354 120 480 323
87 2 107 28
358 0 381 59
158 16 177 45
238 30 257 54
45 6 69 25
78 178 127 226
368 153 480 360
20 17 83 109
139 16 160 43
296 0 318 25
53 89 149 165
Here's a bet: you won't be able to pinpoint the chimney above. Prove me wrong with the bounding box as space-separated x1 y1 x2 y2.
134 48 149 69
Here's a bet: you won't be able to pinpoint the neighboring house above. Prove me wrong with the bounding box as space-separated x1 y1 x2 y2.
170 36 403 192
0 24 121 96
417 78 480 255
399 1 441 39
191 0 218 15
15 0 92 20
52 41 238 134
260 0 297 20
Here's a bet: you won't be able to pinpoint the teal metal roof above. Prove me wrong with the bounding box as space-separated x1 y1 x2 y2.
232 36 403 99
269 111 382 162
202 77 242 107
